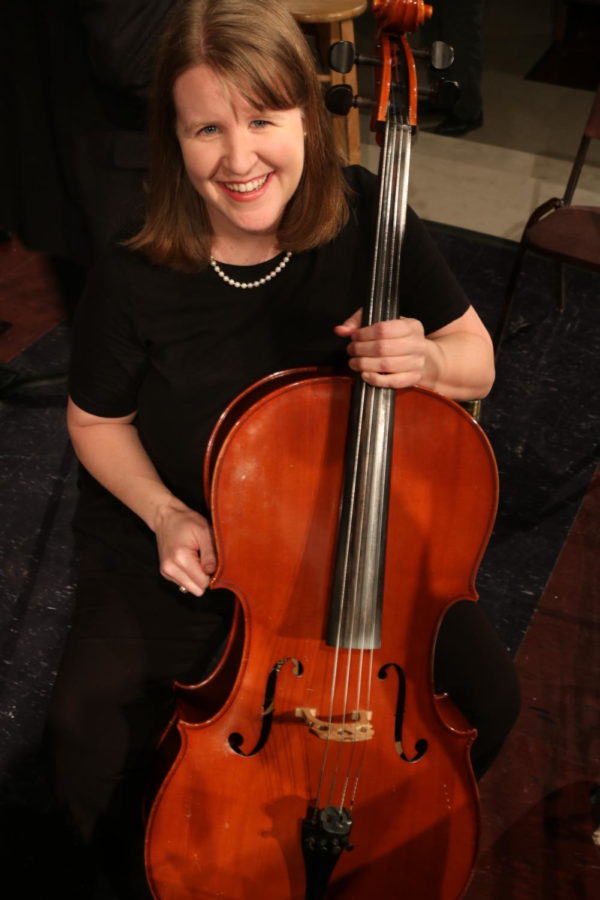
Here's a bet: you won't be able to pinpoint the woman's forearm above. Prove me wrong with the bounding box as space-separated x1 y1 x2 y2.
420 331 495 400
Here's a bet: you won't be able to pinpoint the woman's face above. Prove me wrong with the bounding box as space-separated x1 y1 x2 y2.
174 65 305 254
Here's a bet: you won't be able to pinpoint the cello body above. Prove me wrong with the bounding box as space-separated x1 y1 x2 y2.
146 3 497 894
145 369 498 899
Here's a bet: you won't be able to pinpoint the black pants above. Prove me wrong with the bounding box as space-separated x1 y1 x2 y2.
47 568 519 896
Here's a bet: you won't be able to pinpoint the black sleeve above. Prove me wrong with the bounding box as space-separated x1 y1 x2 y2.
69 245 148 417
399 206 470 334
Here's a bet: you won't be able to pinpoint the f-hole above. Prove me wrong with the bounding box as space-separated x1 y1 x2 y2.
228 657 304 757
378 662 428 762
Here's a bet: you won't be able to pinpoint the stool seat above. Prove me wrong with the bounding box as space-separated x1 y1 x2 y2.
285 1 367 23
283 1 368 165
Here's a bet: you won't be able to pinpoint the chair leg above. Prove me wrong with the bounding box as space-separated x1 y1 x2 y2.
493 244 526 358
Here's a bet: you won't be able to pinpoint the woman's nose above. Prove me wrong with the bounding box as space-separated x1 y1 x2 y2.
222 129 257 175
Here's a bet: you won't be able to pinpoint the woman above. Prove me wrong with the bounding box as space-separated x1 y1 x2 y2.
48 0 519 895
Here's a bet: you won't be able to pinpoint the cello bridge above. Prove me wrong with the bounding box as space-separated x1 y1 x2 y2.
295 708 374 742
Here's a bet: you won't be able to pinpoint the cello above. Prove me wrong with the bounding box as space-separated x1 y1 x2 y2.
145 1 498 896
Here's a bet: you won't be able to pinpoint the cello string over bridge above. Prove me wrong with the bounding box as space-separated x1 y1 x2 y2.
295 707 374 742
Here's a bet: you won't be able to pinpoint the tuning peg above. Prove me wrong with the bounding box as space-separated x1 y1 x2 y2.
429 41 454 70
433 78 460 107
329 41 355 75
325 84 375 117
328 41 381 75
418 79 460 108
412 41 455 71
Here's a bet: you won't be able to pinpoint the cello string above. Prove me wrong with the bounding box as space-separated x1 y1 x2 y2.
315 398 368 813
316 375 372 812
316 43 412 815
323 94 400 811
337 108 404 812
339 75 412 812
342 108 400 801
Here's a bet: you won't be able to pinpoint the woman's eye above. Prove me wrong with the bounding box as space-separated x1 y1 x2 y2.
251 119 270 129
197 124 219 136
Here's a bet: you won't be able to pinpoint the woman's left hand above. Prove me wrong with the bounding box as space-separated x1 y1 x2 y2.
334 308 428 389
334 305 495 400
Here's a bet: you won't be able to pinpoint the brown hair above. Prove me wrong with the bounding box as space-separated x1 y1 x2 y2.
128 0 350 271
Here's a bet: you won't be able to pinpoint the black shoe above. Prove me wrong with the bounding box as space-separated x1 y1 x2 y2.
434 112 483 137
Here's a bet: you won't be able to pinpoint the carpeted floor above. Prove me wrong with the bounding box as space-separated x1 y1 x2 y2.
430 223 600 651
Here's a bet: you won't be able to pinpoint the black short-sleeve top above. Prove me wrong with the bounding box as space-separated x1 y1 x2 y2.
69 166 469 566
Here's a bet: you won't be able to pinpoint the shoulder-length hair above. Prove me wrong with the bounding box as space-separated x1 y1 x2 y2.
128 0 350 271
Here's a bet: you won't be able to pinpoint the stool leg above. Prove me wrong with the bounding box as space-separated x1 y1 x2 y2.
339 19 362 165
317 23 348 162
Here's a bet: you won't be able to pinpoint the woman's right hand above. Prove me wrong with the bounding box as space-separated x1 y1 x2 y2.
154 503 217 596
67 398 218 596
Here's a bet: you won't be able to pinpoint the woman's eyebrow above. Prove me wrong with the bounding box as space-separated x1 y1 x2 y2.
179 118 214 136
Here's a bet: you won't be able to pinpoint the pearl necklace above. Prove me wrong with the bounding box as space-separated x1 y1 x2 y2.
210 250 292 289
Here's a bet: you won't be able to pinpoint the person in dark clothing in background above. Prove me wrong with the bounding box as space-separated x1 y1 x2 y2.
420 0 485 136
0 0 174 302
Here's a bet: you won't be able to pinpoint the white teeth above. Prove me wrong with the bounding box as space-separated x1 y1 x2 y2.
224 175 268 193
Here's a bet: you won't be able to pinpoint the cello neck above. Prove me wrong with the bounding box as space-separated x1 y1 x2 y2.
368 34 414 326
326 29 415 652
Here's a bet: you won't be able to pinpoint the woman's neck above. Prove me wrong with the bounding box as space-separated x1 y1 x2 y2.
210 236 282 266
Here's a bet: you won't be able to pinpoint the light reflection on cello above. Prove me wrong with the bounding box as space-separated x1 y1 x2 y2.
142 2 517 897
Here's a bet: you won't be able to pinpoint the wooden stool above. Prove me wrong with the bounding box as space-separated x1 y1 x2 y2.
284 1 368 165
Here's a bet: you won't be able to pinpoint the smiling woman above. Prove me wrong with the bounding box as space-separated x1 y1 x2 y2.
45 1 516 897
173 65 306 263
128 0 349 271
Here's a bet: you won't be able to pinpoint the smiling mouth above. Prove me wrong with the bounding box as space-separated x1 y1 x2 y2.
222 174 270 194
